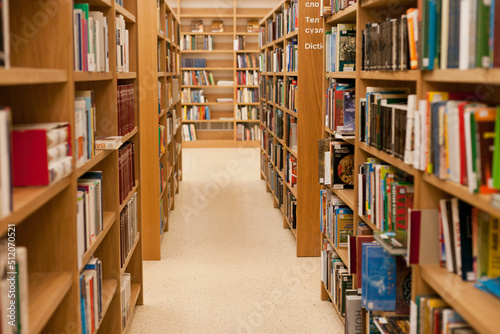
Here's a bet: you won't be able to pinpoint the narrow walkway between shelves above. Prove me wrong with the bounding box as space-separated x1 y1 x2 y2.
129 148 343 334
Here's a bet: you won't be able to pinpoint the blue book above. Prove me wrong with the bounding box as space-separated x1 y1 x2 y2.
362 242 378 307
475 276 500 298
428 0 438 70
80 274 88 334
364 244 397 311
84 258 103 319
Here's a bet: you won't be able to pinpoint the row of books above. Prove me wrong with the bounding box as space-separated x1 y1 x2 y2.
159 125 166 157
79 258 103 334
236 88 259 103
325 80 355 135
271 141 284 172
266 10 285 44
182 70 215 86
284 191 297 229
116 14 130 72
12 122 73 187
271 167 284 208
259 0 298 47
263 107 284 140
236 106 258 121
285 115 297 152
285 155 297 188
189 19 224 33
234 35 246 51
318 140 355 189
180 35 213 51
182 105 210 120
118 142 136 205
320 0 357 16
0 108 11 219
77 171 104 269
180 88 205 103
285 38 298 72
117 84 136 136
236 54 258 69
362 14 413 71
181 124 197 141
325 24 356 72
236 124 260 141
414 296 475 333
0 242 28 333
235 70 259 86
73 4 110 72
320 246 354 317
320 192 353 248
75 91 96 167
181 58 206 68
166 47 179 73
159 163 165 194
120 192 138 268
160 198 166 233
358 159 414 230
121 273 132 329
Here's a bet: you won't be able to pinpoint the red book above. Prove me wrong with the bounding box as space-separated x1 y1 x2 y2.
334 89 345 133
493 2 500 67
356 236 374 290
408 209 421 264
12 123 71 186
348 236 356 274
117 85 123 136
395 184 407 230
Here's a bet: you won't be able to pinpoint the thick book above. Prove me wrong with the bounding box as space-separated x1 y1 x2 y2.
408 209 440 265
345 295 362 334
331 141 354 189
364 244 397 311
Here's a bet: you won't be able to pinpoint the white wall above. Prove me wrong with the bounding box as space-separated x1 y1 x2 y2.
167 0 282 9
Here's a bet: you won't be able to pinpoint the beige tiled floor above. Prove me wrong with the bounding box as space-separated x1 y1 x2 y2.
129 148 343 334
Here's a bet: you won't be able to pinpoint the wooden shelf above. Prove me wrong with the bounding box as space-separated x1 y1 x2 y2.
83 0 112 7
321 282 346 325
117 72 137 80
119 182 140 213
323 232 349 265
115 3 136 23
121 127 138 145
236 119 260 123
325 3 358 24
158 72 166 77
76 150 112 178
122 284 141 334
236 102 259 105
358 214 379 231
182 102 234 106
180 14 234 18
80 212 117 271
0 177 71 233
328 187 356 210
96 279 118 332
236 85 259 88
361 0 416 8
423 173 500 219
360 70 419 81
159 109 167 118
181 67 233 71
358 142 418 176
326 72 356 79
29 272 73 334
286 30 298 39
181 85 220 88
182 119 234 123
181 50 234 54
0 67 67 86
423 68 500 84
120 234 140 277
420 264 500 334
74 71 113 82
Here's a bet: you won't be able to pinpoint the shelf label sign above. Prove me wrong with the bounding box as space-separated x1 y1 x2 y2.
303 3 323 51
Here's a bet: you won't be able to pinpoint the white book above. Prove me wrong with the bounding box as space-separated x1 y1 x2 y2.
419 100 428 171
324 151 331 185
0 109 12 219
79 181 96 244
468 0 478 68
76 191 86 268
404 97 417 164
87 17 96 72
459 0 471 69
446 101 461 183
16 246 29 334
104 17 109 72
89 12 103 72
414 107 421 169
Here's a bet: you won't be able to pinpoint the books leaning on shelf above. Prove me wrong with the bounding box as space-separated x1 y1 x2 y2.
118 142 136 205
159 125 165 157
182 105 210 121
286 115 297 151
0 107 12 219
117 84 136 136
12 122 72 186
116 14 129 72
325 80 355 134
95 136 122 150
181 88 205 103
362 11 413 71
181 58 207 68
236 123 260 141
180 35 213 51
320 190 353 247
236 88 258 103
285 38 298 72
236 70 259 86
80 258 103 334
75 90 97 167
321 0 357 16
77 171 104 269
0 0 10 68
182 70 215 86
211 20 223 33
191 19 203 33
121 273 132 329
325 24 356 72
357 159 414 230
247 19 259 33
234 35 245 51
73 4 110 72
0 242 28 333
420 93 500 194
285 190 297 228
285 154 297 188
237 54 258 69
236 106 258 121
181 124 197 141
120 192 138 267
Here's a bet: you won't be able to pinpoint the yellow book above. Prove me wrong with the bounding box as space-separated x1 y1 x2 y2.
488 217 500 277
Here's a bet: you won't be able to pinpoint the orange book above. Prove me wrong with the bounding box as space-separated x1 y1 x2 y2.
474 107 498 193
406 8 419 70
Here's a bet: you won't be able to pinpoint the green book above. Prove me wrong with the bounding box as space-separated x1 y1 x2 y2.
476 0 491 68
493 107 500 189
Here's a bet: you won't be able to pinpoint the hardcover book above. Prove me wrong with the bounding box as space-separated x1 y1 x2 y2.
191 20 204 32
331 141 354 189
364 244 397 311
211 20 224 32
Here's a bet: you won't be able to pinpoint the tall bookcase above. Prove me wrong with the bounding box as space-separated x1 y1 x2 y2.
0 0 143 332
140 0 183 261
318 1 500 333
259 0 324 257
175 0 270 148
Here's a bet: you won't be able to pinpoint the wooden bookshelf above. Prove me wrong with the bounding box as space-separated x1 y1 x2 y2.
140 0 182 261
259 0 323 256
176 0 270 147
317 0 500 332
0 0 144 332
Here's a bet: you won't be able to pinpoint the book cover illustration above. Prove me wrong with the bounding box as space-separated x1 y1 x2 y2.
338 25 356 71
364 244 397 311
211 20 224 32
247 19 259 33
331 141 354 189
191 20 204 32
340 90 355 135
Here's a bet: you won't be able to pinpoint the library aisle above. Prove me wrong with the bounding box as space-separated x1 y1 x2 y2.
129 148 343 333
